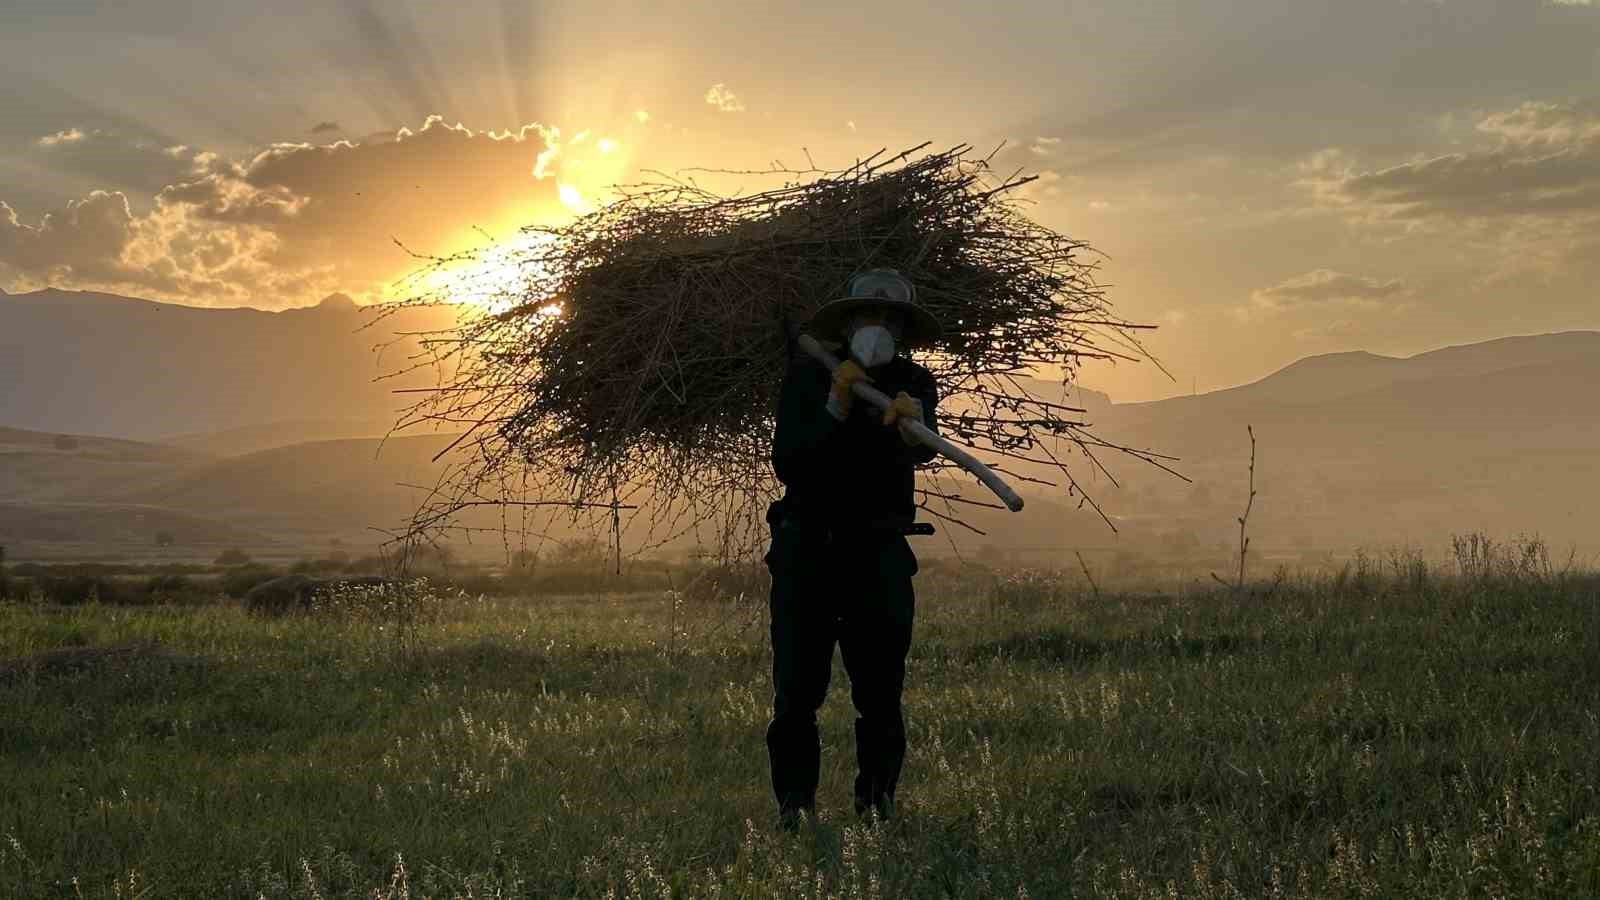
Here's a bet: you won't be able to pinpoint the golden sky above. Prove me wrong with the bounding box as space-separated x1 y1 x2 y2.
2 0 1598 401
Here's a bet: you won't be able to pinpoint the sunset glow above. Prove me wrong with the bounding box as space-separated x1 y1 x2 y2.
393 230 561 315
3 6 1600 891
0 0 1595 403
557 183 588 213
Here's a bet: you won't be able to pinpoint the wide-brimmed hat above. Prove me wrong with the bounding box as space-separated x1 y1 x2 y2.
806 268 943 348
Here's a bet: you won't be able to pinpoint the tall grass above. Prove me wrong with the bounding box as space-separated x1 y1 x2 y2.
1 539 1596 898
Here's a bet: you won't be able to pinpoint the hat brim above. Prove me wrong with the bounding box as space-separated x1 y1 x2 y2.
805 297 943 348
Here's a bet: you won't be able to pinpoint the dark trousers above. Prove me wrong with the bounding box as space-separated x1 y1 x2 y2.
765 525 917 819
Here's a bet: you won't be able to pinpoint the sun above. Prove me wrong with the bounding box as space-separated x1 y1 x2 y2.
383 127 634 313
395 229 562 316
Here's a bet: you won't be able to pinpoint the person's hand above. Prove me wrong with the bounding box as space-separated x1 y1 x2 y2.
882 391 924 428
829 359 872 418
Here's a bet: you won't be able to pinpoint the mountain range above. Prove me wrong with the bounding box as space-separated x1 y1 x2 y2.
2 287 1596 563
0 288 453 440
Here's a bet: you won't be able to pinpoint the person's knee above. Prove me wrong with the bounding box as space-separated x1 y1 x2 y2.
850 685 904 723
771 699 816 724
773 683 829 722
774 658 832 711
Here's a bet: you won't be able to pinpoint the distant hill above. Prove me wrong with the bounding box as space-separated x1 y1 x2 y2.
0 425 205 504
1116 330 1600 419
162 417 409 457
3 288 1596 563
0 503 272 554
0 289 456 440
1080 331 1600 553
0 426 274 557
0 424 461 559
122 433 463 538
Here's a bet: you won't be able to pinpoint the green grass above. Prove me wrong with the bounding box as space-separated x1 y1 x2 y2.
1 563 1597 898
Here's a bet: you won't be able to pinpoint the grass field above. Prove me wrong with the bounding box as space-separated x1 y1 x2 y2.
2 552 1597 898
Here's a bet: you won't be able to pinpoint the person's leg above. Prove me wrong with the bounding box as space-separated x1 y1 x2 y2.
838 540 916 819
766 533 836 824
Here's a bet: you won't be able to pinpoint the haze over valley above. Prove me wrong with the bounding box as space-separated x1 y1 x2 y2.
4 287 1593 566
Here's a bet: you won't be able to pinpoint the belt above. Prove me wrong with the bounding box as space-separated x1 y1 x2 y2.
767 501 935 538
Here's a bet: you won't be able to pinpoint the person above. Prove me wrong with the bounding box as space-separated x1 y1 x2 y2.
764 268 943 829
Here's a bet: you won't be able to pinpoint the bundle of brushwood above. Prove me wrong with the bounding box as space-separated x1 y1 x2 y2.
381 143 1174 563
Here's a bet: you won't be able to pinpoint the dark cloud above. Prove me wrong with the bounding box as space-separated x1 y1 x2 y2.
26 127 206 200
1309 99 1600 222
156 172 307 224
311 121 342 134
0 188 317 304
0 190 135 281
158 115 561 270
1 116 564 306
1252 270 1408 310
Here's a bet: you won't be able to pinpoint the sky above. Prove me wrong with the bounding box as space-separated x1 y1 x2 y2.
1 0 1597 401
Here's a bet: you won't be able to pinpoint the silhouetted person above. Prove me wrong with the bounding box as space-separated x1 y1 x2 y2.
765 269 942 829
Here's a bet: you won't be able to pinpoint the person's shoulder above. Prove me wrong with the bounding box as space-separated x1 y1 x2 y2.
782 347 832 383
893 356 937 386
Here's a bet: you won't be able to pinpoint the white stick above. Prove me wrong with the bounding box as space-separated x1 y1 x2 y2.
796 334 1026 512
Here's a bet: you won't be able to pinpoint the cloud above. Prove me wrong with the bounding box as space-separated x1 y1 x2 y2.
26 127 211 199
0 190 135 279
704 83 745 113
1305 99 1600 223
1250 269 1408 311
0 189 314 304
1297 98 1600 286
1018 169 1064 201
310 121 342 134
36 128 87 147
6 190 311 299
1 116 570 306
1030 136 1061 157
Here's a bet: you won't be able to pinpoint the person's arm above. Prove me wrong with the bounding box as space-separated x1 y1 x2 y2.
899 369 939 466
771 354 847 487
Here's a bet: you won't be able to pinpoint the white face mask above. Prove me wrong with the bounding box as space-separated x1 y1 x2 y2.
849 324 896 368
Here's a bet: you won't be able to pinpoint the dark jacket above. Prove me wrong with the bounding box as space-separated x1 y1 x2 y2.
771 350 939 529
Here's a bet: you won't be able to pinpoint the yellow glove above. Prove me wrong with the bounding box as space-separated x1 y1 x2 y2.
882 391 924 428
828 360 872 418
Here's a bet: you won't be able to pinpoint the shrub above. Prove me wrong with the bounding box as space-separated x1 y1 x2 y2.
243 575 320 615
143 573 206 604
1451 532 1553 584
214 548 253 567
991 569 1071 614
290 557 349 576
9 562 209 577
31 575 141 606
310 577 461 658
344 555 389 575
245 575 397 617
670 560 766 605
221 566 278 599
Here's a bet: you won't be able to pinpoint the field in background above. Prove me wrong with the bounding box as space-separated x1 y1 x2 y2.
2 540 1597 898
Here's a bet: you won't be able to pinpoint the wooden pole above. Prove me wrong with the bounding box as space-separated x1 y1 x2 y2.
797 334 1025 512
